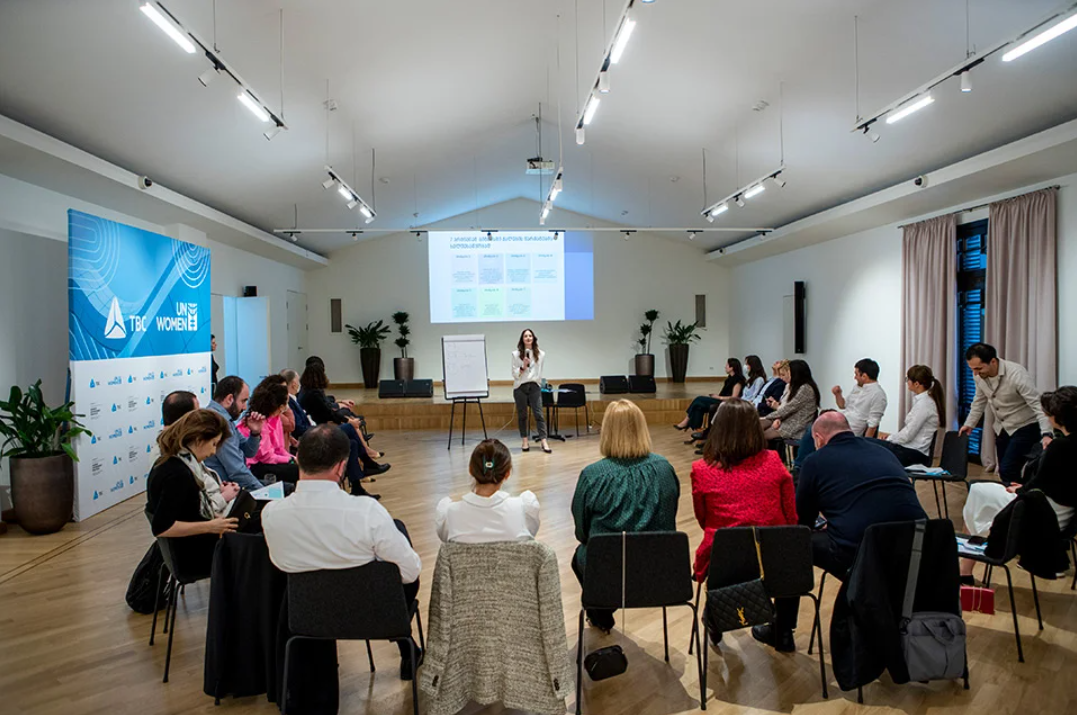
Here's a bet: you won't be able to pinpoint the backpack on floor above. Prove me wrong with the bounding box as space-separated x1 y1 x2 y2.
126 541 171 614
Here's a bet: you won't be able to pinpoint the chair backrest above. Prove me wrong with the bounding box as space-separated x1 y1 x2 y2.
287 561 411 640
927 430 940 464
156 536 214 584
558 383 587 407
996 497 1026 563
583 531 693 609
706 526 815 597
938 431 969 478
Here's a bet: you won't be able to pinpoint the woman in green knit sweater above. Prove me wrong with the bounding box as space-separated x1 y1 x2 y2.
571 399 680 632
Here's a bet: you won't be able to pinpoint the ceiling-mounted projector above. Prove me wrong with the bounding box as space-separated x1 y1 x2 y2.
526 157 556 175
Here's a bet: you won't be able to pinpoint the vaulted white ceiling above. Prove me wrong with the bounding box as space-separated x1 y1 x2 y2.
1 0 1075 254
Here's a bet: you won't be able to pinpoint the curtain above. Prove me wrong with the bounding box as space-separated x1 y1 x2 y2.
981 187 1058 468
900 214 958 451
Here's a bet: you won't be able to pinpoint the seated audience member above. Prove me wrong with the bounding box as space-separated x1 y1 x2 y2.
753 411 927 653
298 361 388 469
571 400 680 632
755 360 789 417
152 390 235 517
869 365 944 467
262 425 423 680
960 342 1053 486
797 358 889 465
760 359 820 441
960 386 1077 582
237 377 299 486
304 355 367 432
674 358 747 432
740 355 769 404
691 400 797 586
282 368 313 440
146 409 240 571
204 376 268 491
436 439 540 543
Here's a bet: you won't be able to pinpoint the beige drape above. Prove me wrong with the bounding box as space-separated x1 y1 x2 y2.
900 214 958 446
980 187 1058 468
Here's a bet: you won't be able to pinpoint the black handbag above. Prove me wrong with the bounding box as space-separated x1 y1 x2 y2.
584 531 629 681
703 526 775 632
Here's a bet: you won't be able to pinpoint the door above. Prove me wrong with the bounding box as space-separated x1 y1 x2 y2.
287 290 308 372
222 296 271 389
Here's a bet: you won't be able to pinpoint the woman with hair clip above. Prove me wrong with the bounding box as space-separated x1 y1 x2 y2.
511 328 551 453
870 365 944 467
436 439 540 543
146 409 241 570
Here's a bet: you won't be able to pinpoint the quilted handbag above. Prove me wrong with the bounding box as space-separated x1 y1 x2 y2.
703 527 775 632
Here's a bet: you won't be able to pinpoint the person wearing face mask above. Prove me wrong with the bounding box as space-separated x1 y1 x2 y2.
511 328 550 454
146 409 240 571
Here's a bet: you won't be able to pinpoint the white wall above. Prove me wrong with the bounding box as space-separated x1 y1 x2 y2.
731 172 1077 433
306 199 732 384
0 173 307 510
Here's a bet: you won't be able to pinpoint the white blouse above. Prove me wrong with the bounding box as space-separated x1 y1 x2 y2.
888 390 939 456
741 376 766 402
511 349 545 390
435 490 541 543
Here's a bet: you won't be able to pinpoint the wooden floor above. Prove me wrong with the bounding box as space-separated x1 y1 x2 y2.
1 425 1075 715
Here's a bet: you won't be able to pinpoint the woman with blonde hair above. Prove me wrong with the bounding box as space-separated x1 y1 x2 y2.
146 409 240 571
571 399 679 631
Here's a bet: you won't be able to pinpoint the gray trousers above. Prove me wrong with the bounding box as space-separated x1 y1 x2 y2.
514 382 547 439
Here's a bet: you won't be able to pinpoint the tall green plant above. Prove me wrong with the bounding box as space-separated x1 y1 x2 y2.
346 320 392 349
0 381 91 462
391 311 411 359
663 319 703 346
637 309 660 354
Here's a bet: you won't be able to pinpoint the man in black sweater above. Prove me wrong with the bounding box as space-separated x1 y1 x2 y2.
754 410 927 652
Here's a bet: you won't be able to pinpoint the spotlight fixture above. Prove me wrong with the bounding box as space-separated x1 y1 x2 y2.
885 94 934 124
323 165 376 222
960 70 972 93
1002 6 1077 62
598 70 611 93
198 67 220 87
863 126 881 143
770 175 787 188
735 195 746 208
744 184 766 199
350 232 360 241
622 231 630 240
140 2 195 53
263 123 283 141
688 231 696 240
575 126 585 145
700 167 783 219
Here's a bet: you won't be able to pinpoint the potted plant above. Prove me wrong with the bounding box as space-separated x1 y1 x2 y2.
391 311 415 382
346 320 392 388
635 309 659 377
663 320 703 383
0 381 91 535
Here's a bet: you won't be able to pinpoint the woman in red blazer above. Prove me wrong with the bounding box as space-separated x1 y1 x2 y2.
691 399 798 583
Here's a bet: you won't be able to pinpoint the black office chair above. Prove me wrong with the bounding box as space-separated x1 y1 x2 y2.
149 536 214 683
909 431 967 519
576 531 703 714
696 526 828 701
555 383 588 437
959 499 1041 663
282 562 425 715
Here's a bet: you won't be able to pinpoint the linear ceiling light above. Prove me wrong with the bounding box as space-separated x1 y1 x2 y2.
885 94 934 124
140 2 195 53
609 18 637 64
238 90 271 122
582 94 601 125
1003 7 1077 62
744 184 766 199
701 167 784 219
323 166 376 223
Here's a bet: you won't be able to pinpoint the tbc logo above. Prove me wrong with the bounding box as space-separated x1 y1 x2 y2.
104 296 127 340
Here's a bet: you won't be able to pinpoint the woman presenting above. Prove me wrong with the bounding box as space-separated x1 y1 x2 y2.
511 328 551 453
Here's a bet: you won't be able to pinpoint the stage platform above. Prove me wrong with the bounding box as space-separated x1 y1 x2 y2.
333 379 726 432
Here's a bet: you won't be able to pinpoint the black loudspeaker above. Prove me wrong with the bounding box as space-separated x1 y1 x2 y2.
628 375 656 394
599 375 629 394
243 286 258 297
378 380 406 398
794 281 806 354
405 379 434 397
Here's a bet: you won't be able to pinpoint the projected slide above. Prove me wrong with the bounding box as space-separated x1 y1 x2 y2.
429 231 593 323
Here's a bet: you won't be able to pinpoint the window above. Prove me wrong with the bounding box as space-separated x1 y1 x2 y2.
957 219 987 461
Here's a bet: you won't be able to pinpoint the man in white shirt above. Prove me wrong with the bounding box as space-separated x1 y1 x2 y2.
262 425 423 680
960 343 1053 486
832 358 888 438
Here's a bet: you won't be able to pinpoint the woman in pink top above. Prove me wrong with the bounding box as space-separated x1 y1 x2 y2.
237 377 299 487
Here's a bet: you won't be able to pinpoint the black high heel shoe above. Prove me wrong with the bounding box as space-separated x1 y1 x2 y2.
673 423 690 431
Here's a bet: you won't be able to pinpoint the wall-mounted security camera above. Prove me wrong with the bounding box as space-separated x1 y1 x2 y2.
913 174 929 188
137 176 153 190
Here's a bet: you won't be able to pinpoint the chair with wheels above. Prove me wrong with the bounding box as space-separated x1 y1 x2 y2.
149 536 214 683
696 525 828 701
575 531 703 714
282 561 425 715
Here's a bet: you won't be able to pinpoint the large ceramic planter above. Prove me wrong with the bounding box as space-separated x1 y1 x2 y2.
393 357 415 382
634 354 655 377
668 344 690 383
360 348 382 388
11 453 73 535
